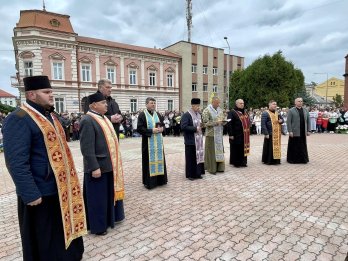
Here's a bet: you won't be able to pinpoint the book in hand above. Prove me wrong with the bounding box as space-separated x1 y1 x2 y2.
155 122 162 128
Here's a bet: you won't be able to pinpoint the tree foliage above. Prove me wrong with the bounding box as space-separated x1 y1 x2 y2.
0 103 16 114
229 51 306 109
332 94 344 108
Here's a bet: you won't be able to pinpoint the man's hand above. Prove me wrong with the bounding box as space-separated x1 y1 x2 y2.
92 168 102 178
307 132 311 136
152 128 159 134
265 135 270 139
111 114 123 123
289 132 294 137
196 126 201 133
229 136 234 140
28 197 42 206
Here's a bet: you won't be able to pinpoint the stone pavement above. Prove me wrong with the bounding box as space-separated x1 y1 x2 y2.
1 134 348 261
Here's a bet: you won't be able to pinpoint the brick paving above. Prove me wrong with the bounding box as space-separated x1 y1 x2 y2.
1 134 348 261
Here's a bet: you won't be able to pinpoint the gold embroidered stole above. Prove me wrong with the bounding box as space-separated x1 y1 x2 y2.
21 103 86 249
234 110 250 156
267 110 281 159
87 112 125 202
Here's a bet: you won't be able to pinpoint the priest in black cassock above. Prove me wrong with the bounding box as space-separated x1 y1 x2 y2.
137 97 168 189
286 97 310 164
181 98 205 180
80 93 125 236
261 100 284 165
227 99 250 167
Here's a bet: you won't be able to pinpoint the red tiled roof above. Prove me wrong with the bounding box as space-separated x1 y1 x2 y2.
77 36 181 59
16 10 75 34
0 89 16 98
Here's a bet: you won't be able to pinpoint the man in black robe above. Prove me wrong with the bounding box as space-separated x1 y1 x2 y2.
181 98 205 180
80 93 125 236
137 97 168 189
261 100 284 165
227 99 250 167
83 79 122 138
287 97 310 163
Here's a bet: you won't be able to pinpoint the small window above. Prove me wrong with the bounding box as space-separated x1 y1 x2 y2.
130 99 137 112
81 64 91 82
213 68 218 75
213 85 218 93
192 64 197 73
53 62 63 80
107 66 116 84
203 84 208 92
168 100 173 111
129 69 137 85
192 83 197 92
24 61 33 77
167 74 173 87
203 66 208 74
149 72 156 86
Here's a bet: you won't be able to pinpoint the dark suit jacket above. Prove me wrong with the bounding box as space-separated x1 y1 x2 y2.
261 111 284 136
2 101 57 204
79 112 113 173
181 111 198 145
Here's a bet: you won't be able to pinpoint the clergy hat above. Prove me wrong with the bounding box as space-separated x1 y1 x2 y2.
191 98 201 105
88 92 105 104
23 76 52 91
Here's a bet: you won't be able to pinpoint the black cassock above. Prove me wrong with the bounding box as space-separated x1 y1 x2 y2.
227 109 248 167
137 110 168 189
287 108 309 164
83 171 125 234
18 194 84 261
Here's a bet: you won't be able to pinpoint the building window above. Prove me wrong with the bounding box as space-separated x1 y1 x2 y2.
9 101 13 106
213 67 218 75
167 74 173 87
192 83 197 92
213 85 218 92
24 61 33 77
203 66 208 74
107 66 116 84
130 99 137 112
224 70 226 78
53 62 63 80
129 69 137 85
168 99 173 111
192 64 197 73
203 84 208 92
81 64 91 82
55 97 65 113
149 72 156 86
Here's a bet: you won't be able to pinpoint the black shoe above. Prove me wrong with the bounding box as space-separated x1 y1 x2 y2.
188 178 195 181
197 176 203 179
95 231 107 236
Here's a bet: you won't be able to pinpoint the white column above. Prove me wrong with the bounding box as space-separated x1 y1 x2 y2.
95 54 100 81
141 60 145 86
160 62 164 87
120 57 125 85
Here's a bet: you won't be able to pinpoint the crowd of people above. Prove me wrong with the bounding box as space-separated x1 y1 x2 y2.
1 75 348 261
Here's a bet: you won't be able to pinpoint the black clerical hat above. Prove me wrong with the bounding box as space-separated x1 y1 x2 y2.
191 98 201 105
88 92 105 104
23 76 52 91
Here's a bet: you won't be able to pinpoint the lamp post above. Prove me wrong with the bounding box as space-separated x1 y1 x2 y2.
224 37 230 109
314 72 329 105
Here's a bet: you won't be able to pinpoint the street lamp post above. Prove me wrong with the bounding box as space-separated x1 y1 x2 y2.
224 37 230 109
314 72 329 105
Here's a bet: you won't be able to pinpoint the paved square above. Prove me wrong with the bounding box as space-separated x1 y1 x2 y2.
1 134 348 261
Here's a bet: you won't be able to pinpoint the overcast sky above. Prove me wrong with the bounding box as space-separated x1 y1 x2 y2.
0 0 347 96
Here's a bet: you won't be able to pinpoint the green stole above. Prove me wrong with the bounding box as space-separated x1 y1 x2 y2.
144 109 165 176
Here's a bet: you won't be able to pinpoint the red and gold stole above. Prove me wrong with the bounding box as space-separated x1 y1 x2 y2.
234 110 250 156
87 112 125 202
267 110 281 159
21 103 86 249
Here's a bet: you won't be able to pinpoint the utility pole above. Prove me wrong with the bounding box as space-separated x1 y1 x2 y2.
43 0 46 11
186 0 192 42
224 37 230 109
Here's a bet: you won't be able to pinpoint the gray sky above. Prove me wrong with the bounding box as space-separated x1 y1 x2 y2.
0 0 347 96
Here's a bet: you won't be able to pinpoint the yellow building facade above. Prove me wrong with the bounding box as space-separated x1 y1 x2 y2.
314 77 344 101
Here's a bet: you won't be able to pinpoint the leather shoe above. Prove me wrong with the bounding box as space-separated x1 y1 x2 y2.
95 231 107 236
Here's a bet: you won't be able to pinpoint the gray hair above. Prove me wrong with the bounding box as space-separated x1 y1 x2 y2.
97 79 112 90
145 97 156 104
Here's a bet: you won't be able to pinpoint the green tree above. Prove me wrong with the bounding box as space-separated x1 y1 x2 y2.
229 51 306 109
0 103 16 114
332 94 343 107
